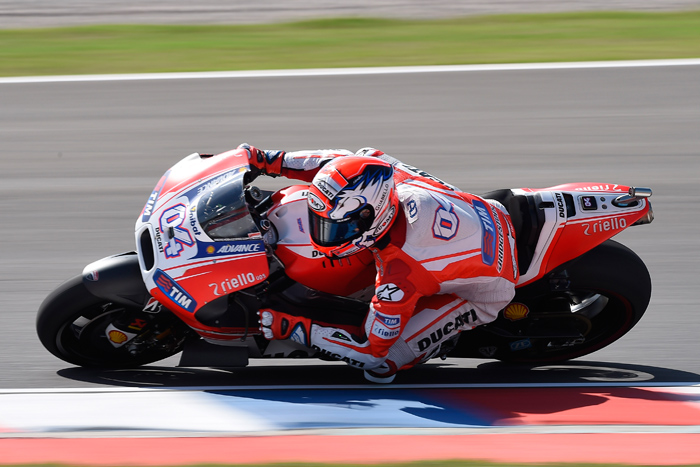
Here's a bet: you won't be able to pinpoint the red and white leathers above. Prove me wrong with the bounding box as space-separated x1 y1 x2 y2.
245 145 518 378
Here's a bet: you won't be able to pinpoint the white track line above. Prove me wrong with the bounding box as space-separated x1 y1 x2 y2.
1 381 699 394
2 59 700 84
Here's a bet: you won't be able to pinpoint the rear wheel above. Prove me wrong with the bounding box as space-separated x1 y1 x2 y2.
453 240 651 362
36 275 193 368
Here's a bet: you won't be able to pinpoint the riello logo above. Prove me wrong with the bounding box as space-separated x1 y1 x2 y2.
582 217 627 235
209 272 267 296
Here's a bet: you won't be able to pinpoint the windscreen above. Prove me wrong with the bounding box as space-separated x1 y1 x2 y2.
197 175 260 240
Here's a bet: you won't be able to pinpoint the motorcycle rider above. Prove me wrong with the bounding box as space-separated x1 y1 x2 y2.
241 143 519 382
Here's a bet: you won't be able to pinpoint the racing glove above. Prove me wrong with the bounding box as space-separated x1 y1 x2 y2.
238 143 285 181
258 309 312 347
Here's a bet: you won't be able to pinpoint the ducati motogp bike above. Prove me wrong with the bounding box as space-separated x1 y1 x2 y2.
37 148 654 373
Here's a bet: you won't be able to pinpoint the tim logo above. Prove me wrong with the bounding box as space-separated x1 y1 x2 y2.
371 311 401 340
375 312 400 328
153 269 197 312
142 170 169 222
159 204 194 258
472 200 496 266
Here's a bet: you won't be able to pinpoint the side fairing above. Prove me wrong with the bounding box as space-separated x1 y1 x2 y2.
515 183 652 285
135 150 270 321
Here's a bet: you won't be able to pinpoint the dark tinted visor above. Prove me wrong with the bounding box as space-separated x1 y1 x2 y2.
309 209 373 247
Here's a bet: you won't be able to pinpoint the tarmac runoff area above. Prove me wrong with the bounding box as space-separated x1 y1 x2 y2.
2 384 700 465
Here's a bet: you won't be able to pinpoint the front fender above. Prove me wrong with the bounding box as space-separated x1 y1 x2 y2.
82 252 151 307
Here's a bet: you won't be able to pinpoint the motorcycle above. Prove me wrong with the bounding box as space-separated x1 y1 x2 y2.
37 148 654 373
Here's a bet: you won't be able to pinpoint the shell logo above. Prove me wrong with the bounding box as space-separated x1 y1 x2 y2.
206 245 215 254
504 302 529 321
108 329 129 344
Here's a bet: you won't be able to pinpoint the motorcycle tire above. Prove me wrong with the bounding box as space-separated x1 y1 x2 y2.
36 275 191 368
491 239 652 363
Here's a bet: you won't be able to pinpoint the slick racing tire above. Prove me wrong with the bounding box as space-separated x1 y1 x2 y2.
36 275 191 368
492 239 652 363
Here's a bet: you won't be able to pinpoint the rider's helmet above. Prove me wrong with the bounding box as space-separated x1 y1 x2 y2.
307 156 399 258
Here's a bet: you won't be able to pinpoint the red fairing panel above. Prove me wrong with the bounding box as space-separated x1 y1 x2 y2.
136 149 271 340
515 183 652 286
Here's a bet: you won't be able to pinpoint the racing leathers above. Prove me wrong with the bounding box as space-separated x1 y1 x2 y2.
244 144 518 379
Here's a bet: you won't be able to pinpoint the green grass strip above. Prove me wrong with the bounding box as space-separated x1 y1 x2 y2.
1 11 700 77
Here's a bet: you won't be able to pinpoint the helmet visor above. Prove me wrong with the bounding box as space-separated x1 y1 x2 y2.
308 209 373 247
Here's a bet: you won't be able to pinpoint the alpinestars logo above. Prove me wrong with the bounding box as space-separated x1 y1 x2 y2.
376 283 404 302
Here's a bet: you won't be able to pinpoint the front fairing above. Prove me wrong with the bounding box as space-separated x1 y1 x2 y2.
135 149 269 316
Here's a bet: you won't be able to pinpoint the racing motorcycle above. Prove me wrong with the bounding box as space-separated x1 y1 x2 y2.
36 148 654 373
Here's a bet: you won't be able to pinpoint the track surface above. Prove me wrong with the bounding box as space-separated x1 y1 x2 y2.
1 63 699 389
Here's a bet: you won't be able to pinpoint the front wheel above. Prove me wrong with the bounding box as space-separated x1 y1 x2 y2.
36 275 193 368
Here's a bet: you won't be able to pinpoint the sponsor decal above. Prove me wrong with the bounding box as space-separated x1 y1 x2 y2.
472 200 497 266
108 330 128 344
510 339 532 351
142 297 162 314
308 192 326 211
206 245 216 254
153 269 197 312
555 192 566 218
297 218 305 233
398 163 454 190
85 270 99 282
406 199 418 224
142 170 170 222
154 227 165 253
215 242 263 254
313 167 348 200
375 312 401 328
503 302 530 321
195 169 241 195
311 345 365 368
372 321 401 340
376 283 405 302
208 272 267 296
159 204 194 258
188 210 202 235
488 203 505 273
581 196 598 211
371 311 401 340
574 184 623 192
432 203 460 240
417 309 477 351
583 217 627 235
105 323 137 348
370 205 396 239
128 318 148 331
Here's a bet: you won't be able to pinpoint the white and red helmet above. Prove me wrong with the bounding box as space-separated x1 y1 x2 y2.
307 156 399 258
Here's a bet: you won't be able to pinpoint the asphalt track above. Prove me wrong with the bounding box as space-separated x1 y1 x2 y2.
1 61 699 389
2 61 700 465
